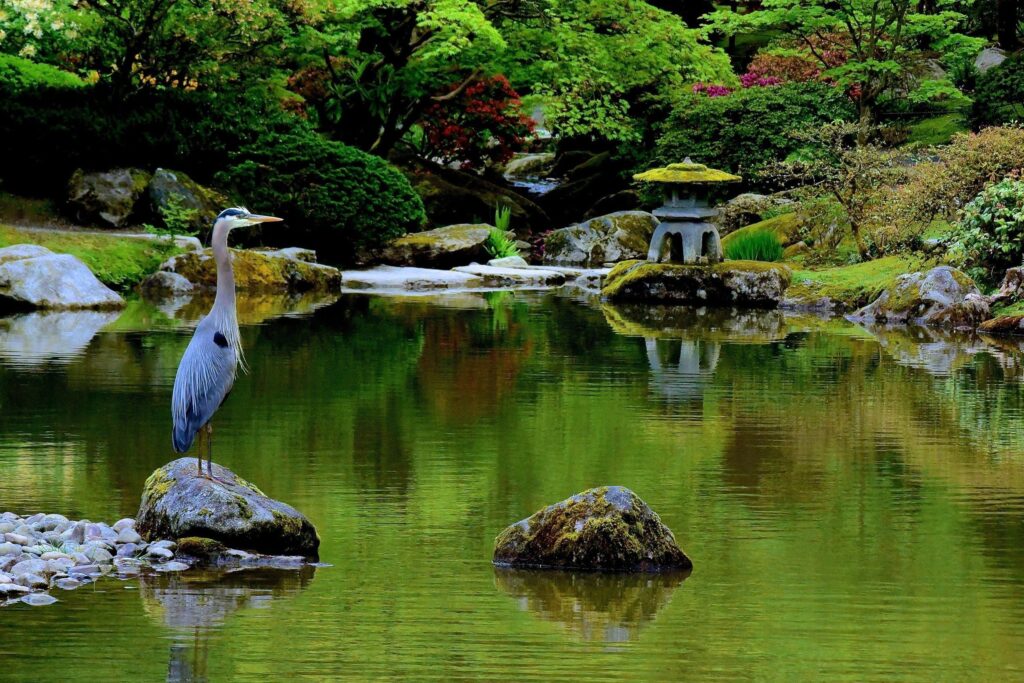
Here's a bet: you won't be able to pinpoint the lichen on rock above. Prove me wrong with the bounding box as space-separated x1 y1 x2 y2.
602 259 791 308
136 458 320 558
493 486 691 572
848 265 990 330
160 248 340 293
543 211 659 267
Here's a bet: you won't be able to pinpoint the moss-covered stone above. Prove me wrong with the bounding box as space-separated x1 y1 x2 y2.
602 260 791 308
633 161 741 184
849 265 990 330
493 486 691 572
979 315 1024 335
784 256 924 312
721 213 802 249
161 248 341 293
543 211 659 267
136 457 320 558
175 536 227 559
380 223 494 269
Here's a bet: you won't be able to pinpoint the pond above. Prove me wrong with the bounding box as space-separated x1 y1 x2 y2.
2 290 1024 680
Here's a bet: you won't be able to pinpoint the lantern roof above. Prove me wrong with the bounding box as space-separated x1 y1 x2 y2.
633 158 741 184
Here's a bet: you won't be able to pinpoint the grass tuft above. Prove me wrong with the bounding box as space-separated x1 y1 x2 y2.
724 230 783 262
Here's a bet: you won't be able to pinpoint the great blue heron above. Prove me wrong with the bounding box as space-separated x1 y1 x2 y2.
171 207 282 479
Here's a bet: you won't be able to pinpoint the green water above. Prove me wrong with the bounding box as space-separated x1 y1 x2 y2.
3 290 1024 681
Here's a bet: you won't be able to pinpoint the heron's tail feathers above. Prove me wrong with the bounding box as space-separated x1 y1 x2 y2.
172 425 195 453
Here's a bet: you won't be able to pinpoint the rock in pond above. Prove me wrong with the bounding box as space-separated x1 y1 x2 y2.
159 248 340 293
979 315 1024 336
452 264 566 288
67 168 151 228
342 266 483 291
543 211 658 267
381 224 495 269
0 245 124 311
139 271 194 297
136 458 320 558
849 266 989 330
602 260 791 308
493 486 691 572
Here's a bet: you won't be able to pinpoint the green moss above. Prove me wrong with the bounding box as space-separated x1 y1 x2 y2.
788 256 925 309
993 300 1024 317
393 224 491 247
176 536 227 557
0 224 181 289
722 213 801 249
168 248 339 292
233 494 254 520
633 161 741 184
603 259 790 300
907 114 967 146
142 467 175 504
198 508 212 516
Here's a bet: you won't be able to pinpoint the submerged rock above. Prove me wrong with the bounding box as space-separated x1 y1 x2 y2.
159 248 340 293
136 458 320 558
543 211 658 267
602 260 791 308
0 246 124 311
979 315 1024 336
381 224 494 269
849 266 989 330
493 486 691 572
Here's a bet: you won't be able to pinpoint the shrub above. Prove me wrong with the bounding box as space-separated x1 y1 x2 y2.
950 176 1024 284
0 54 86 92
656 82 855 187
971 54 1024 127
724 230 783 261
216 130 425 263
494 204 512 233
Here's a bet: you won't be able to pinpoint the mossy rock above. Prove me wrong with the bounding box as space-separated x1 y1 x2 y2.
136 458 320 558
602 260 791 308
543 211 659 267
849 266 990 330
720 212 801 249
978 315 1024 336
161 248 341 293
493 486 691 572
67 168 152 229
380 224 494 268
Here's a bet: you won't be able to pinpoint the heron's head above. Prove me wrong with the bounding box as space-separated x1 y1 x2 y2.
215 207 283 230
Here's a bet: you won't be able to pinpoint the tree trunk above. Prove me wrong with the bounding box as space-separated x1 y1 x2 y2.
997 0 1020 50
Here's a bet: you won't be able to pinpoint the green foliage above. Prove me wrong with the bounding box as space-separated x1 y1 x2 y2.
484 228 519 259
656 83 855 184
724 229 783 261
216 129 425 263
0 53 85 92
494 204 511 233
971 54 1024 127
907 114 967 146
147 194 199 238
950 177 1024 284
0 224 180 288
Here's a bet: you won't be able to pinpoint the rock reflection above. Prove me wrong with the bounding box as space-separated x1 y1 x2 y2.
494 568 687 642
162 290 340 326
0 310 121 365
857 323 1024 378
603 303 787 342
140 566 316 683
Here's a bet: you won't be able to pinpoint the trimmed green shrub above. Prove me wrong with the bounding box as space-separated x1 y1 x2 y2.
724 229 783 262
951 177 1024 284
656 83 855 188
217 130 426 263
971 55 1024 127
0 54 85 92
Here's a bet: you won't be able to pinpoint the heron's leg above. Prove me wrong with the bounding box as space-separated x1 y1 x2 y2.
196 428 205 478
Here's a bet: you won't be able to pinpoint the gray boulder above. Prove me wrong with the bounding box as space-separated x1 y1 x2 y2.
67 168 151 228
975 47 1007 73
0 246 124 310
716 194 793 234
139 271 194 297
159 248 340 293
147 168 229 230
493 486 691 572
136 457 320 558
503 153 556 179
602 260 791 308
543 211 659 267
381 224 495 269
849 266 990 329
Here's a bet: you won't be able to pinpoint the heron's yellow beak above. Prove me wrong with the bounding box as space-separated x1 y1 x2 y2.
245 214 283 223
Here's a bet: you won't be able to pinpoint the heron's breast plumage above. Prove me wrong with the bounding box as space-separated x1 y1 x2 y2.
171 315 240 452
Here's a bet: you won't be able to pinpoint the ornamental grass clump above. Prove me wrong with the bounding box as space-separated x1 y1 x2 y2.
724 229 784 262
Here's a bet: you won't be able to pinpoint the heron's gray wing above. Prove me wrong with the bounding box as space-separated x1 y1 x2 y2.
171 319 238 452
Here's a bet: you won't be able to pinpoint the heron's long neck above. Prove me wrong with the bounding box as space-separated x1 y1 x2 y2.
211 220 237 330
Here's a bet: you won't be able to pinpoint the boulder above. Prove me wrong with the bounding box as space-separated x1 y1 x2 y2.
716 194 794 234
979 315 1024 336
452 264 566 287
488 256 530 268
987 267 1024 306
136 458 319 557
381 224 494 269
146 168 229 230
975 47 1007 73
503 153 556 179
602 260 791 308
341 266 483 291
849 266 990 329
139 271 194 297
160 248 341 293
0 246 124 311
493 486 691 572
543 211 659 267
67 168 151 228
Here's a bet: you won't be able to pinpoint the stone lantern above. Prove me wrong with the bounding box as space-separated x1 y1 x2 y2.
633 158 741 264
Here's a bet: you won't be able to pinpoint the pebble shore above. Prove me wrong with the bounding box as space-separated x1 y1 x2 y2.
0 511 309 608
